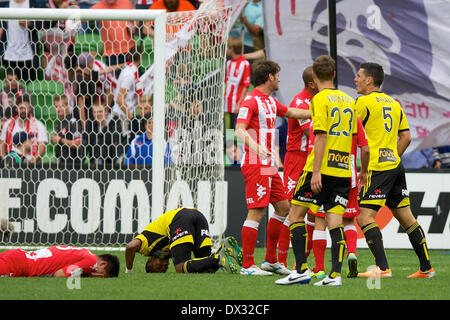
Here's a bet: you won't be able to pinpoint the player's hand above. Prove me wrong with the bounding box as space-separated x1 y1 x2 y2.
357 171 367 189
258 146 272 160
311 172 322 194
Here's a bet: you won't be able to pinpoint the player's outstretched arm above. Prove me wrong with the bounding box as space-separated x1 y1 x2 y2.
285 107 311 120
125 239 142 273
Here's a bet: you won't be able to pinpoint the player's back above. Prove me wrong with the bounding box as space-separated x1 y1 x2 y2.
304 88 356 178
28 246 97 277
355 91 408 171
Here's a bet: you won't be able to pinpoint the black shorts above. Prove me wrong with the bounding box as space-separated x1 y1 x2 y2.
291 171 351 215
169 208 212 264
359 162 410 210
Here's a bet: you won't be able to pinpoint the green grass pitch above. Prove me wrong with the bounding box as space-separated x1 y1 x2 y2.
0 248 448 300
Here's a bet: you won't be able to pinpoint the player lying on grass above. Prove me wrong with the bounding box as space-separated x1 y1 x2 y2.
125 207 243 274
0 245 120 278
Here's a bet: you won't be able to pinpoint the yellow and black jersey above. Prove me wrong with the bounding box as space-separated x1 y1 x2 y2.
304 88 356 178
135 207 212 256
355 91 409 171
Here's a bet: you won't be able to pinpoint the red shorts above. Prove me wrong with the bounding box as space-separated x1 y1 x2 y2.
310 186 360 218
283 150 308 200
241 165 287 209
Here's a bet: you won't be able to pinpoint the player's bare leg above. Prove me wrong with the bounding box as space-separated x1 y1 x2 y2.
392 206 434 278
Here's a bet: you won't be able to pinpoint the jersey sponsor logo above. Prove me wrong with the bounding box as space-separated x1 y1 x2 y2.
369 189 386 199
287 176 297 194
378 148 396 163
201 229 210 237
334 195 348 206
297 191 318 204
237 107 249 120
327 149 350 170
246 198 254 204
172 229 188 241
402 189 409 197
256 183 267 200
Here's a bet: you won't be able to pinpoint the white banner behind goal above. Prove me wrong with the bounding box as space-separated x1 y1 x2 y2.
0 6 232 249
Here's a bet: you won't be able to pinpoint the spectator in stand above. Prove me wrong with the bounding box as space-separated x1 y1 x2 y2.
124 112 173 167
130 95 153 141
401 148 433 169
135 0 153 10
224 37 251 130
143 0 196 39
0 0 42 82
50 95 84 166
74 52 103 128
0 94 47 163
91 56 122 109
45 53 78 116
432 145 450 169
112 46 143 136
83 101 124 166
91 0 137 73
0 69 32 127
1 131 34 165
224 139 243 167
241 0 264 55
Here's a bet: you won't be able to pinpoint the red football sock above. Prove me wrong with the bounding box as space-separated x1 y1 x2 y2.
265 215 284 263
241 220 259 269
277 221 290 266
312 229 327 272
305 220 315 259
344 224 358 256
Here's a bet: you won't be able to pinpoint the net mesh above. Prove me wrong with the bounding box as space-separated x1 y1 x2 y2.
0 6 231 249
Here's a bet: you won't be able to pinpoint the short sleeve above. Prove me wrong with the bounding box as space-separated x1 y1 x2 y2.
398 105 409 132
310 97 327 133
236 96 255 125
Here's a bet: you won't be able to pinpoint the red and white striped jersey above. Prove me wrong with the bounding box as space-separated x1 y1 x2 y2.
92 59 118 92
224 55 251 113
286 88 312 152
45 56 76 112
236 88 288 167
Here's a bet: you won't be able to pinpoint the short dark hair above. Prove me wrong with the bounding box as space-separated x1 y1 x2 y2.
312 55 335 81
98 254 120 277
360 62 384 87
16 93 32 106
252 60 280 86
302 66 313 86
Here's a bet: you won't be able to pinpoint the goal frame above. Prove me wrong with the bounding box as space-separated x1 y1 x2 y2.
0 8 168 226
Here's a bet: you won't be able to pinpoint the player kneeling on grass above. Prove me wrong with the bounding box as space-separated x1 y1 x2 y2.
0 245 120 278
125 207 243 274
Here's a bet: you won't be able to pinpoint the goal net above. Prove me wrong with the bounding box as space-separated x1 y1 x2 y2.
0 5 232 249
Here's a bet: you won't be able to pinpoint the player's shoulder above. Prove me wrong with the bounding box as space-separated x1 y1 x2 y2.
240 91 259 107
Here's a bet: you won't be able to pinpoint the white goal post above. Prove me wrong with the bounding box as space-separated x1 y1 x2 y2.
0 6 232 249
